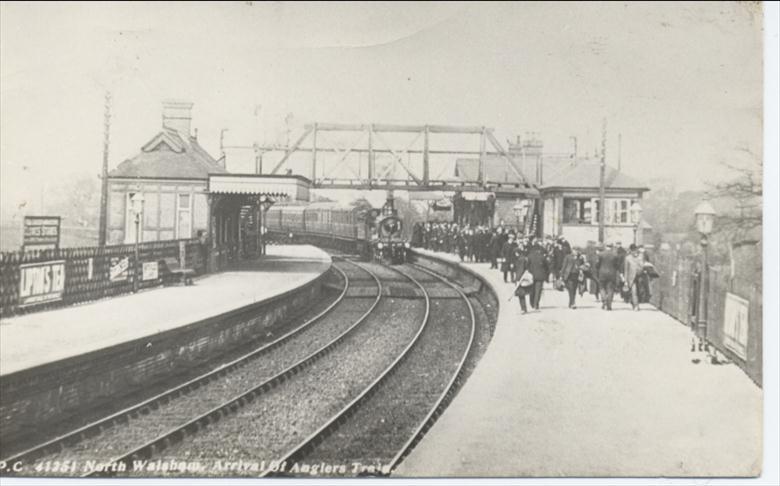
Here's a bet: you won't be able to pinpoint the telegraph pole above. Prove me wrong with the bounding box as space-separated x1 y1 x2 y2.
618 133 622 172
98 91 111 247
598 118 607 244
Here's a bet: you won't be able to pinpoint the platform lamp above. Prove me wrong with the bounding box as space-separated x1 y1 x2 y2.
694 200 716 349
513 200 530 236
129 191 145 293
258 195 275 256
630 202 643 245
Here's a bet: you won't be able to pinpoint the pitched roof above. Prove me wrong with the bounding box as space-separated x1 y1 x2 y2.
109 128 227 179
454 156 648 191
454 156 531 184
542 160 648 190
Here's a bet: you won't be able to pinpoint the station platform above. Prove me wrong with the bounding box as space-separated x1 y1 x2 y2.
0 245 331 376
397 250 762 477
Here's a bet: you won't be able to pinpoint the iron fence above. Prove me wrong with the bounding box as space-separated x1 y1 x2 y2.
0 239 206 318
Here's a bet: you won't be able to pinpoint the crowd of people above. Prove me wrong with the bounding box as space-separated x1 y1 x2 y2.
411 221 657 314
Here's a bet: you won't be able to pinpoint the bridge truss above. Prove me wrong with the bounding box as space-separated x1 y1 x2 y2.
246 123 536 195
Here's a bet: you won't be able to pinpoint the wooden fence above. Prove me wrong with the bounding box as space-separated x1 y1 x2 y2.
0 239 207 318
649 248 762 386
580 244 762 386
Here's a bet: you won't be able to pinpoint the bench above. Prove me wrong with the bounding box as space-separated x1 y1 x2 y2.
158 257 196 286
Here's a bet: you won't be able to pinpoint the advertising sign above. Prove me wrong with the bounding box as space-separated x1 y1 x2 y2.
142 261 159 281
22 216 61 251
109 256 130 282
723 292 749 360
19 260 66 306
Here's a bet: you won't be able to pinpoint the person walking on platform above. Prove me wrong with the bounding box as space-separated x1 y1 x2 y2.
488 230 500 269
500 233 517 283
595 243 620 310
560 247 584 309
513 248 532 314
615 242 629 303
527 241 548 310
623 244 644 311
586 246 601 301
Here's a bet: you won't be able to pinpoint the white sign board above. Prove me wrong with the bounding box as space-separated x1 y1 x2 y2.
723 292 749 360
142 261 159 281
19 260 66 306
110 257 130 282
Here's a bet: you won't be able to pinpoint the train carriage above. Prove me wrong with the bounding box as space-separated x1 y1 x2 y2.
266 202 367 241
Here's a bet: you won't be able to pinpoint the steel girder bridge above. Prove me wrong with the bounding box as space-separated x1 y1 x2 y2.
242 123 537 195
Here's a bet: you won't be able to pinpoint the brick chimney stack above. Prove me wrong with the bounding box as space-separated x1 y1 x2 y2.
162 100 193 137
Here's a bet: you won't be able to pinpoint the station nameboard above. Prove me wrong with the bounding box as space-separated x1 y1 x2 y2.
19 260 66 306
22 216 61 251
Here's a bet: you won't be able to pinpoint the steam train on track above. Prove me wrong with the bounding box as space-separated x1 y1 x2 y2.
265 202 410 264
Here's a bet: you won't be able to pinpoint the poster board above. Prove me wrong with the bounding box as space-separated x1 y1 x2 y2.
723 292 749 360
22 216 61 251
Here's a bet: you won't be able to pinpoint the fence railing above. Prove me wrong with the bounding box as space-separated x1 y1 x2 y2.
1 239 207 318
649 249 761 386
580 244 762 386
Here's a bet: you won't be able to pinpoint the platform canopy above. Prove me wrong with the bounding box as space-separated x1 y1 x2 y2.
208 174 311 202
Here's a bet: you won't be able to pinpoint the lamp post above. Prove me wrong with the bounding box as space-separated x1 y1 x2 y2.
258 195 275 256
630 202 643 245
130 192 145 293
513 200 530 236
694 200 716 344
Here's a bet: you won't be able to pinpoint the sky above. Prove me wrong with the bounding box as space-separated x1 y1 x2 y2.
0 1 766 216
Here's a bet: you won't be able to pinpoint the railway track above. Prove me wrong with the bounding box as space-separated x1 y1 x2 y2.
5 255 488 479
132 260 429 478
261 262 477 477
4 258 382 477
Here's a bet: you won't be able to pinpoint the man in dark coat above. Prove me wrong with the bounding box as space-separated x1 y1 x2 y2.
615 242 629 303
513 248 531 313
552 239 564 282
488 230 501 269
586 246 601 300
595 243 620 310
560 247 584 309
527 243 549 310
500 234 517 283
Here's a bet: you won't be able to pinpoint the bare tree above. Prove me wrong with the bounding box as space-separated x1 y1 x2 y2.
706 148 762 243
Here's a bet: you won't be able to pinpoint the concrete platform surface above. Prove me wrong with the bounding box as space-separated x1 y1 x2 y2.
397 250 762 477
0 245 331 376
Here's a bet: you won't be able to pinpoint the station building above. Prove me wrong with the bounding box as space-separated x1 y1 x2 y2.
105 101 311 271
454 136 650 247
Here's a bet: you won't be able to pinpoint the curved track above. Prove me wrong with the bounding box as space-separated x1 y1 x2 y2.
263 262 477 477
6 259 381 477
6 253 486 479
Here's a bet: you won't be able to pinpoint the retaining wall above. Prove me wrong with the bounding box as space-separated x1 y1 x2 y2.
0 270 326 455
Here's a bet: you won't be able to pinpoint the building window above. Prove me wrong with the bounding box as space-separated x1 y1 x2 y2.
562 197 592 224
177 193 192 239
586 197 635 225
124 192 144 244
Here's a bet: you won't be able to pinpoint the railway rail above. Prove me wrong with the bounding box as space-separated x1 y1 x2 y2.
136 259 429 478
262 262 477 477
4 249 493 479
5 258 380 477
